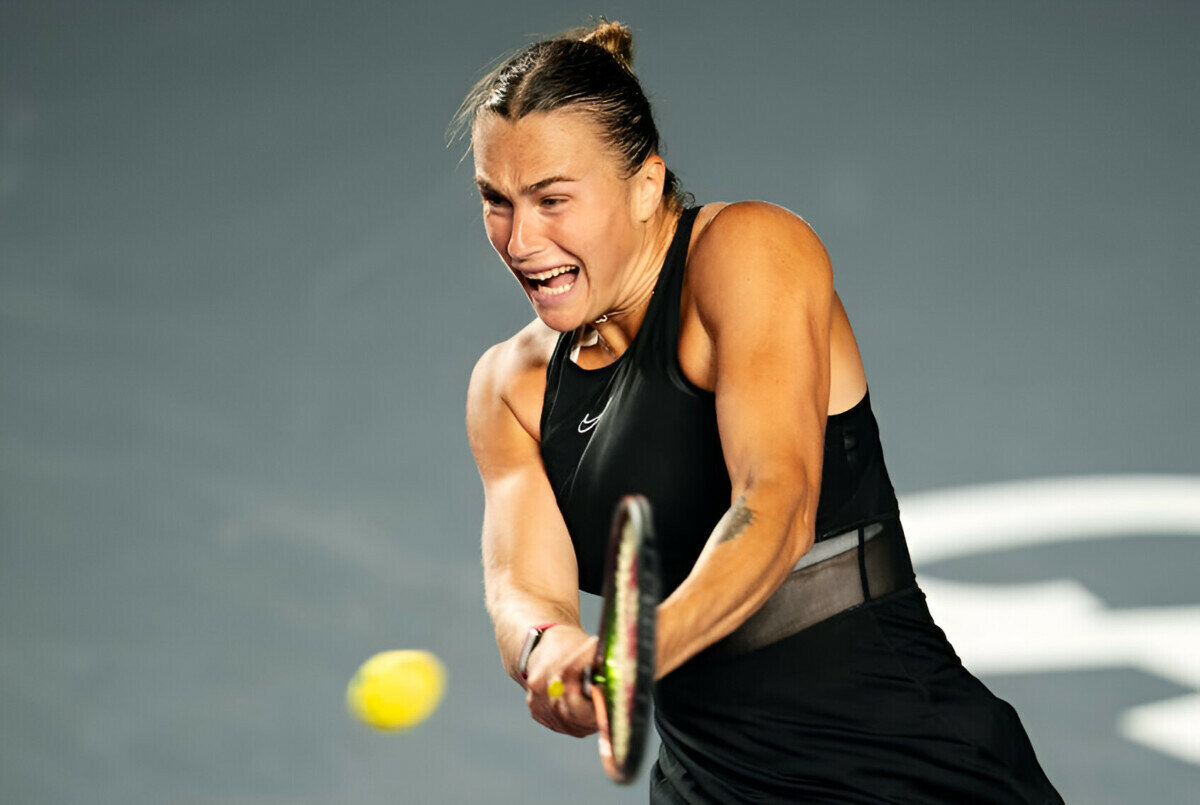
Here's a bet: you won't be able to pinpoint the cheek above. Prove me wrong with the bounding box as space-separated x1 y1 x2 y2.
482 217 511 259
581 211 628 266
561 208 610 257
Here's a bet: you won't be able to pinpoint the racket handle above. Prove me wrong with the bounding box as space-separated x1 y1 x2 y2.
581 664 592 697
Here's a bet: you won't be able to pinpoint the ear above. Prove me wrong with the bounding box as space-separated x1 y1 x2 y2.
631 154 666 221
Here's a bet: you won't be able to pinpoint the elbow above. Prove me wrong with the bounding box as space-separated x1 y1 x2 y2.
768 473 820 568
786 475 820 567
784 506 817 568
737 471 818 569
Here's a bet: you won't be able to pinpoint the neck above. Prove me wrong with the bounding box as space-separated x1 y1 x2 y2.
589 205 682 355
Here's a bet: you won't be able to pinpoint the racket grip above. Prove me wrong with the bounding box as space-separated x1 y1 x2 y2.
581 664 592 697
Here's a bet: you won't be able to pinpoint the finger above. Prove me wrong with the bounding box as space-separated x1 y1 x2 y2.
536 688 586 736
561 640 599 695
551 687 599 736
527 689 571 735
560 685 592 716
552 701 593 737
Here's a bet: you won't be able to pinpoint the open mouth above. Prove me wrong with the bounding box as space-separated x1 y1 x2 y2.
523 265 580 297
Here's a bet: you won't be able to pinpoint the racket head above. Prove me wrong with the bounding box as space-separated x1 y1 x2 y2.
591 494 659 784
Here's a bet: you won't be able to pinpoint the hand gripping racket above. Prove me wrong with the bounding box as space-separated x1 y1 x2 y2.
583 494 659 784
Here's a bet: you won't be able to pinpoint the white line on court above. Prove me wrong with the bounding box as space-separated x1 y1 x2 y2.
898 475 1200 767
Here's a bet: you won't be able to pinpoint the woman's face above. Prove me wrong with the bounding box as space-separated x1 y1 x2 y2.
472 109 655 332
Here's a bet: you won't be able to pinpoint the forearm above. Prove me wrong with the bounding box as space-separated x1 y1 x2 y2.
655 480 815 678
486 577 583 684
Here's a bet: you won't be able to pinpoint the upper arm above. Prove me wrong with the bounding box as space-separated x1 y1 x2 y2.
466 344 580 619
689 202 834 537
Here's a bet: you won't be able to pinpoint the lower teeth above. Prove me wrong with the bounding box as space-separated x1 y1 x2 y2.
540 281 574 296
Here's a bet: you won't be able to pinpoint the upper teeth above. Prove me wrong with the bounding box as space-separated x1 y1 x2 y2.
525 266 576 281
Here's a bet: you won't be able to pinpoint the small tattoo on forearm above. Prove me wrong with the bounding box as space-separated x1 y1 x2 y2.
713 496 755 545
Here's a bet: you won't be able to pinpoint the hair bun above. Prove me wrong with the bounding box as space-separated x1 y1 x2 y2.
577 20 634 70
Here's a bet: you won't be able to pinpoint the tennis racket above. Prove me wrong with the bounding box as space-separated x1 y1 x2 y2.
584 494 659 784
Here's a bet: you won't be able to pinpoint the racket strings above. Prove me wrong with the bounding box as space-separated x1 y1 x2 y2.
608 515 641 762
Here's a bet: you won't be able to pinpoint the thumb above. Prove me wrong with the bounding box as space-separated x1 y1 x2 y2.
563 634 600 694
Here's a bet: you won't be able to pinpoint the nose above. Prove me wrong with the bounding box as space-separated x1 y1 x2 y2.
507 207 545 263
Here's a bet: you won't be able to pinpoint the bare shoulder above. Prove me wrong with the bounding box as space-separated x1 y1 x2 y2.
467 318 560 446
687 201 833 323
692 201 830 277
469 318 558 394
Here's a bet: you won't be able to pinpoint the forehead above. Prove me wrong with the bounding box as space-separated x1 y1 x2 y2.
472 110 616 185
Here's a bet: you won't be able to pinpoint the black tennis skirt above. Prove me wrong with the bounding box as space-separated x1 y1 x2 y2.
650 586 1062 804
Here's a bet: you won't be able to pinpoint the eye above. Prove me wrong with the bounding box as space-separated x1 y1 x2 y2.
540 196 566 209
480 190 510 208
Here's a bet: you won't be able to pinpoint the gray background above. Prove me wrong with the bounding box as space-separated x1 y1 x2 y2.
2 2 1197 802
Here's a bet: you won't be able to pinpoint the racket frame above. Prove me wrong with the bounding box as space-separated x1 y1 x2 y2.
589 494 658 784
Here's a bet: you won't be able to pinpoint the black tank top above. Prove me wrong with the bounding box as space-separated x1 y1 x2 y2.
539 206 901 597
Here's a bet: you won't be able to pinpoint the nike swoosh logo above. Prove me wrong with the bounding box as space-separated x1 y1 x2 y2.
578 413 602 434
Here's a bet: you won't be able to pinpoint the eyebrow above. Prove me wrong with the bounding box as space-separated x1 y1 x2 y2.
475 175 577 196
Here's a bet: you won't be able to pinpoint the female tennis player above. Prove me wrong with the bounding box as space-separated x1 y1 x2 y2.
460 21 1062 803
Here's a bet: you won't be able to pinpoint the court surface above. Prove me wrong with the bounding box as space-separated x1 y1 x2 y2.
3 2 1198 802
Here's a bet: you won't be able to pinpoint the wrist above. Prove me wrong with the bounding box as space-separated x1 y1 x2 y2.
517 622 559 680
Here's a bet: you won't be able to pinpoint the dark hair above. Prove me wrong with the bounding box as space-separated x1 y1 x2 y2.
450 21 687 209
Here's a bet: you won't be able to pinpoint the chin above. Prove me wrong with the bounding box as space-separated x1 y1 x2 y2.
532 306 586 333
524 280 589 332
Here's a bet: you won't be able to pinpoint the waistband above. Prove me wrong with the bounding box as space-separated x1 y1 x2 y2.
703 518 916 658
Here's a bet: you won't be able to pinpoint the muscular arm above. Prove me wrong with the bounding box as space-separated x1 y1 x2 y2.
467 342 584 683
656 202 834 678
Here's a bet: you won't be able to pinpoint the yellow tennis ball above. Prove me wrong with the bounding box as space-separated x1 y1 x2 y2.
346 649 446 731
